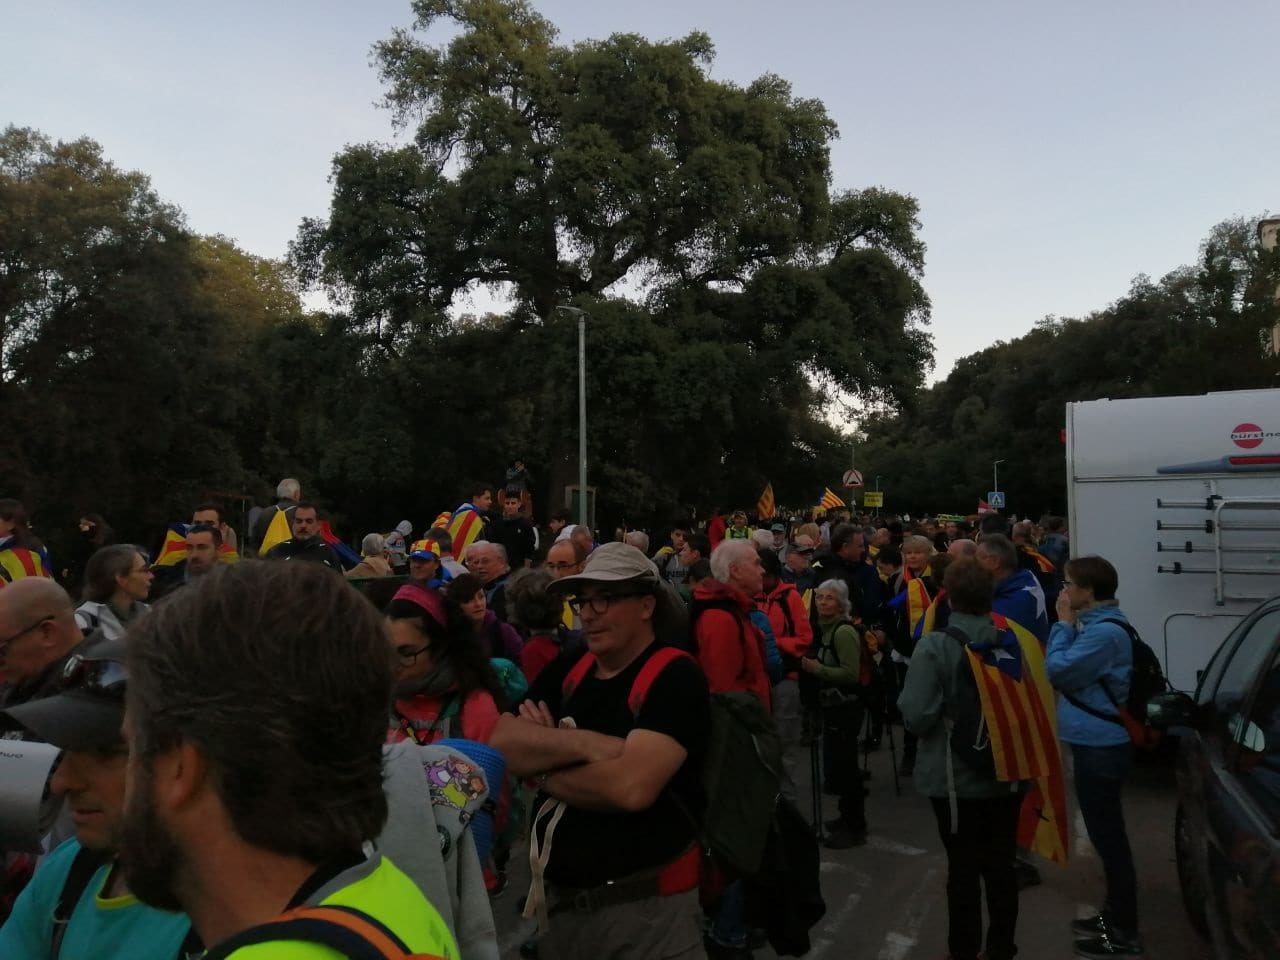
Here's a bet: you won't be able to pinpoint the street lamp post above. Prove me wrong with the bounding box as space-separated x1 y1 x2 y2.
874 475 882 492
556 306 590 529
993 459 1006 495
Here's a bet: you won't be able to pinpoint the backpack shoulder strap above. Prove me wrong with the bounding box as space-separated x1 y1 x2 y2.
562 651 598 700
203 904 442 960
941 624 970 645
627 647 693 717
50 847 106 960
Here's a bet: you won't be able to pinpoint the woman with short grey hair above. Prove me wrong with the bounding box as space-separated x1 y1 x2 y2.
344 532 393 580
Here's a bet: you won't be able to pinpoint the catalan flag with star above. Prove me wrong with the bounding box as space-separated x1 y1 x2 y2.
817 487 845 510
887 564 937 642
964 612 1068 862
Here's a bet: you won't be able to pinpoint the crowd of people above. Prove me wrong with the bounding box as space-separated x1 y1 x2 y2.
0 482 1145 960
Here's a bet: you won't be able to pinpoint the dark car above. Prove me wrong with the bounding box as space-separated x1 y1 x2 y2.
1151 598 1280 959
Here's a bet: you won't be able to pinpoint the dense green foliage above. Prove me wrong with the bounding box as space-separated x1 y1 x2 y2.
857 217 1280 518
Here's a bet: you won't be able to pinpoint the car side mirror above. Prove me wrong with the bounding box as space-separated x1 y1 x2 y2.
1147 691 1202 731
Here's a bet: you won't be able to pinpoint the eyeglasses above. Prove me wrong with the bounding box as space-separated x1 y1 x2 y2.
395 643 430 666
545 562 580 571
566 592 650 615
0 615 54 657
62 654 128 697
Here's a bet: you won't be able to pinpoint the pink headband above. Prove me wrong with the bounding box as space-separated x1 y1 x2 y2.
391 583 446 629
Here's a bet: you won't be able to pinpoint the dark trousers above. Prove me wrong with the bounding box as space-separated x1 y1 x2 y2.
823 700 867 832
929 792 1022 960
1072 743 1138 936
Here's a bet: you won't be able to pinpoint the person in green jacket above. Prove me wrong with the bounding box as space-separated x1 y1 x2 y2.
898 557 1027 960
800 579 870 849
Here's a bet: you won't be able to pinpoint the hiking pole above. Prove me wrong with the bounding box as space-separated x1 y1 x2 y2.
884 702 901 796
809 711 824 840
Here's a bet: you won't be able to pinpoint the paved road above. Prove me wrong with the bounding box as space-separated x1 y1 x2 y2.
495 735 1211 959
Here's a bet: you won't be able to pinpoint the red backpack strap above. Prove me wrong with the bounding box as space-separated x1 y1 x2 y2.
562 651 598 700
627 647 693 717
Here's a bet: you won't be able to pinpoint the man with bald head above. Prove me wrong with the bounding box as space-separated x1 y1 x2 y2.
0 578 86 713
948 539 977 557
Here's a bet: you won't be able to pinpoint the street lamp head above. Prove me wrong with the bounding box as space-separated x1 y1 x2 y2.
556 305 587 318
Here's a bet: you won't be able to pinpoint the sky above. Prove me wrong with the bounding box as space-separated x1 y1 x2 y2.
5 1 1278 382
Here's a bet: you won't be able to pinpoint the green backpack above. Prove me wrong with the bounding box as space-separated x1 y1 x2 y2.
563 647 782 877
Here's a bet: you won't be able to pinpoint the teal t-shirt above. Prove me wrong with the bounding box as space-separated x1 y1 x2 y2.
0 838 191 960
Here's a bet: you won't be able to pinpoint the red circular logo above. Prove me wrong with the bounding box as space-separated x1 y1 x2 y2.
1232 423 1264 449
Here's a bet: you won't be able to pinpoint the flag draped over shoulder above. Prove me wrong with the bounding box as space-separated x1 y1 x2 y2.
319 522 361 570
446 504 487 560
153 524 189 567
757 484 776 520
0 546 52 583
1021 546 1056 574
817 487 845 509
965 612 1068 863
218 542 239 564
257 509 292 556
886 566 937 641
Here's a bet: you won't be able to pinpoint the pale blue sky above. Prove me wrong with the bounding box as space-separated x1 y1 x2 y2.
5 1 1277 381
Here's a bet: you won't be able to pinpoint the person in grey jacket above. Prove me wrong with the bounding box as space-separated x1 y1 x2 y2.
1045 555 1141 959
899 557 1027 960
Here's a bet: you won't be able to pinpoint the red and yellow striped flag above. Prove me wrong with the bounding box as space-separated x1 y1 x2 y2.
0 547 52 583
446 504 488 561
153 524 189 567
817 487 845 509
903 564 934 641
757 484 776 520
967 612 1068 862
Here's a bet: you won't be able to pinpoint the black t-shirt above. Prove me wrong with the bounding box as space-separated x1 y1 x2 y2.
525 641 710 887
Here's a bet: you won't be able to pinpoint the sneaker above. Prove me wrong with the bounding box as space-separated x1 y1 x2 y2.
1070 914 1108 938
823 825 868 849
1073 931 1143 958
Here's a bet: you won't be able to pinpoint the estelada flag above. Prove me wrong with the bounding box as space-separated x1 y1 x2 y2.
257 508 292 556
446 504 488 561
964 612 1068 863
887 564 935 642
320 521 361 570
153 524 189 567
817 487 845 509
1021 545 1056 574
757 484 776 520
0 547 52 583
218 542 239 564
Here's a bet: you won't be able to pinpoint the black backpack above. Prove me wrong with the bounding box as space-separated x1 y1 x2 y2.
942 625 997 780
1063 618 1168 749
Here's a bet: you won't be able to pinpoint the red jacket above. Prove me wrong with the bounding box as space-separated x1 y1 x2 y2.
691 580 772 708
756 580 814 661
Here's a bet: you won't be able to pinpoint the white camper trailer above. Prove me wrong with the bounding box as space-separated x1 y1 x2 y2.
1066 389 1280 691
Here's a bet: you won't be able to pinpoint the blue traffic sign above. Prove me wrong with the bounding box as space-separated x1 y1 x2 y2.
987 491 1006 509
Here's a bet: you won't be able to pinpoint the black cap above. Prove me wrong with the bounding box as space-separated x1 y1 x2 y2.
0 636 126 752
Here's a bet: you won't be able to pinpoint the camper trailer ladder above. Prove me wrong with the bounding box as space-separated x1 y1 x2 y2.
1155 494 1280 605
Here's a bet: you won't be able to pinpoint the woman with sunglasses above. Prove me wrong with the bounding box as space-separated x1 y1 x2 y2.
74 544 153 641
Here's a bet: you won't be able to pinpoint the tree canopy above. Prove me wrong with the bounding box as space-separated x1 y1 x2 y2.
856 216 1280 518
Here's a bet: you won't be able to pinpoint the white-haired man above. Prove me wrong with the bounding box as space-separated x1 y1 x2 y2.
249 478 301 550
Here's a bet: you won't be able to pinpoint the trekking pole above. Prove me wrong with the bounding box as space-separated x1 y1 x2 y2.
884 711 900 796
809 712 824 840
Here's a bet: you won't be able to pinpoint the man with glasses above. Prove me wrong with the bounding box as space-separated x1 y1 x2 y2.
0 639 196 958
0 578 86 716
491 543 709 960
264 502 342 572
0 578 91 923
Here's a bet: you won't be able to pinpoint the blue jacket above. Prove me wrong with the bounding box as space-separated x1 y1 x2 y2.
992 568 1049 645
1045 602 1133 747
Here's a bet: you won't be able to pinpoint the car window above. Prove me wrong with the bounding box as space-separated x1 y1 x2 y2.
1235 655 1280 829
1208 608 1280 717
